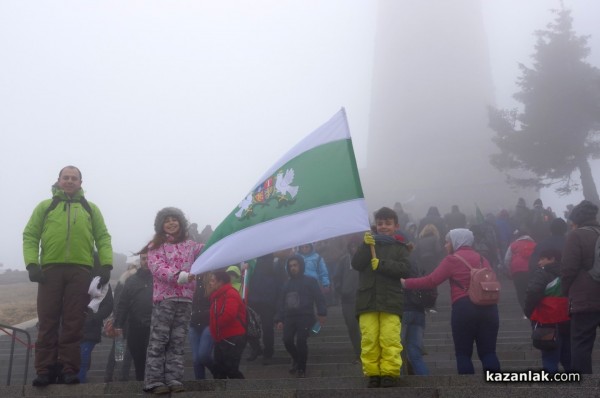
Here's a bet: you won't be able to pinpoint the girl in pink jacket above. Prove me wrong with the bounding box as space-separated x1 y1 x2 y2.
143 207 203 394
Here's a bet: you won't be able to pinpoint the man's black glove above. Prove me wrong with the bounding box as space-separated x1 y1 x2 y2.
95 265 112 285
26 264 45 283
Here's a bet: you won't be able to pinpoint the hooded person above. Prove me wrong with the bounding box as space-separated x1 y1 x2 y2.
296 243 330 292
402 228 500 374
142 207 203 394
275 255 327 378
561 200 600 373
226 265 242 293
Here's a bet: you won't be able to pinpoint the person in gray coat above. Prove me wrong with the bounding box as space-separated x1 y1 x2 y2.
561 200 600 374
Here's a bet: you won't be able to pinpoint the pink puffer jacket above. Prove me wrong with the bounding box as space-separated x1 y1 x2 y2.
148 239 203 303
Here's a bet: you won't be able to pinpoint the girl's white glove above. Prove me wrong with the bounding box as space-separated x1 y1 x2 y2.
177 271 190 285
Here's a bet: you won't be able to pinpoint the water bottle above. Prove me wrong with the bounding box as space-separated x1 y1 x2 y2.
114 335 126 362
311 321 321 335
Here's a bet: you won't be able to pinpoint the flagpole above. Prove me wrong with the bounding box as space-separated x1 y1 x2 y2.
241 262 248 301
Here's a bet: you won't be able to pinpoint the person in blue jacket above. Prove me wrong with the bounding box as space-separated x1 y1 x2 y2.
297 243 330 294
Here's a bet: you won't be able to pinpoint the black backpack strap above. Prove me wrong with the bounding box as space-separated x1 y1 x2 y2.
43 196 93 223
42 196 62 222
78 196 93 216
236 302 248 328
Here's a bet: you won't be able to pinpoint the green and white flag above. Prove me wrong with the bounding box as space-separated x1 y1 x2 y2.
191 108 370 275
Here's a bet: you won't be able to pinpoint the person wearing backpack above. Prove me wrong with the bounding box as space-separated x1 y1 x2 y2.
524 249 571 373
402 228 501 374
23 166 113 387
561 200 600 374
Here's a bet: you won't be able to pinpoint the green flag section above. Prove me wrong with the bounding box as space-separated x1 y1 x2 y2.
191 108 370 275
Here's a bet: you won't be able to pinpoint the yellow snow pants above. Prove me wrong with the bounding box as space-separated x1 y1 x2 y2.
359 312 402 377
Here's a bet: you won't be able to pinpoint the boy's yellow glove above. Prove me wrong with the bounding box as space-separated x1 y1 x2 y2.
371 258 379 271
364 232 375 246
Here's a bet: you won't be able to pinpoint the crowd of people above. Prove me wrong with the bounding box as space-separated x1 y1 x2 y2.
21 165 600 392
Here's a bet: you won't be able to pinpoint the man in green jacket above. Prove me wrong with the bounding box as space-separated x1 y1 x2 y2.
23 165 113 386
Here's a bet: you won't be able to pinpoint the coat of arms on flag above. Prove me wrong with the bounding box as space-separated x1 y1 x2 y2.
235 168 299 220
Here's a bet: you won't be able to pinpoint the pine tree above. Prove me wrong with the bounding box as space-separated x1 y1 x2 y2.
488 7 600 204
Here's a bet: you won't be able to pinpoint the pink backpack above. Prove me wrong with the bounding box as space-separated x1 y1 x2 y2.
453 254 501 306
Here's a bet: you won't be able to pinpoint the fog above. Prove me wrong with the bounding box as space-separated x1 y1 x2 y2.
1 0 599 271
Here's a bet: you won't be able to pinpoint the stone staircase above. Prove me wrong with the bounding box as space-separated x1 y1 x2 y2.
2 274 599 397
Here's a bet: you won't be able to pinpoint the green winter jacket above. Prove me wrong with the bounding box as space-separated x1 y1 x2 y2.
351 237 411 317
23 187 112 268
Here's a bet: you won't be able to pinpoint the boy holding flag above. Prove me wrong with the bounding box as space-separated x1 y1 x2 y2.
352 207 411 388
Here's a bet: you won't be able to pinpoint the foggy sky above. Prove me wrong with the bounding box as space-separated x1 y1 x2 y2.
1 0 599 270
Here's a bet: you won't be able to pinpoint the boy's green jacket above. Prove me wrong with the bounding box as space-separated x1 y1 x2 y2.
23 187 112 267
351 238 411 317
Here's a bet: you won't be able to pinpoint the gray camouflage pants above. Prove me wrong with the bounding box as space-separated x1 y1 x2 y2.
143 299 192 390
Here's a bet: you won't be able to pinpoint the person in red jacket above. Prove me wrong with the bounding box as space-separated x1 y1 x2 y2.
503 229 536 317
209 270 247 379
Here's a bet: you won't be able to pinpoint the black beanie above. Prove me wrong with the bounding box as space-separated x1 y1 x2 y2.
550 218 567 235
569 200 599 226
154 207 188 235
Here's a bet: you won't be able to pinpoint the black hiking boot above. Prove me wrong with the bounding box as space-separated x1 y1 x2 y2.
367 376 381 388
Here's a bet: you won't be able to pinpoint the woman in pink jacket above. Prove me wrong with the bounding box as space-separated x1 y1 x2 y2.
401 228 500 374
142 207 203 395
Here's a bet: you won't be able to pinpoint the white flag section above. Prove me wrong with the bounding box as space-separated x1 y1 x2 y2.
191 108 370 275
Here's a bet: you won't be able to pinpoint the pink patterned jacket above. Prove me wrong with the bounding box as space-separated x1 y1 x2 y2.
148 239 204 303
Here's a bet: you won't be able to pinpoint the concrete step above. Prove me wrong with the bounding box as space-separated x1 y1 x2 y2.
0 375 595 398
